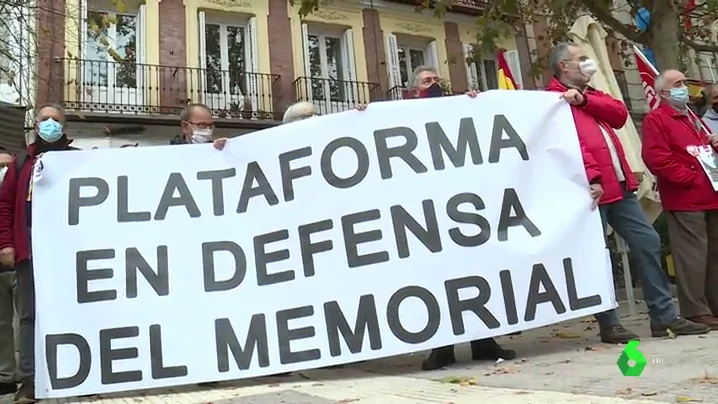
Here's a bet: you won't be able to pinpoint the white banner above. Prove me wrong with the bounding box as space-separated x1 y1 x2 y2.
31 91 616 398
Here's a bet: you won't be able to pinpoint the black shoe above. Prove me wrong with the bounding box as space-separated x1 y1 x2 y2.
599 324 640 344
0 382 15 395
13 379 35 404
421 346 456 371
470 338 516 361
651 317 711 338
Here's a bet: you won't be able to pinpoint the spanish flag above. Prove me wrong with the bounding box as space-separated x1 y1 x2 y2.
497 49 518 90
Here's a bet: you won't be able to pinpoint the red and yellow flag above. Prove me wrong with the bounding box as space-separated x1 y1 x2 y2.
497 49 518 90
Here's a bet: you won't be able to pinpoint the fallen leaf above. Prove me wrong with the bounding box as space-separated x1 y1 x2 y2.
336 399 360 403
585 345 605 352
493 367 519 375
311 383 324 387
666 329 677 339
436 376 476 385
642 392 658 396
552 332 581 339
676 396 703 402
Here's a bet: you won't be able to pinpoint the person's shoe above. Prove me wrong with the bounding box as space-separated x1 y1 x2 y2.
599 324 640 344
421 346 455 371
0 381 15 395
470 338 516 361
686 315 718 330
651 317 711 337
13 379 35 404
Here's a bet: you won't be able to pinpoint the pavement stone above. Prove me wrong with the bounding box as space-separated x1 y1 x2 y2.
0 302 715 403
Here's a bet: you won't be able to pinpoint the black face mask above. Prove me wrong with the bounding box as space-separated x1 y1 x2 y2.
421 82 444 98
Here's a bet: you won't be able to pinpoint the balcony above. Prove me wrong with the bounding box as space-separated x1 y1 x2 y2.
293 77 381 115
58 58 282 121
387 0 490 15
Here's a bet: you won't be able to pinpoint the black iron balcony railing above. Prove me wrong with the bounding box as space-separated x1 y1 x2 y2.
387 0 490 14
58 58 282 120
293 77 381 115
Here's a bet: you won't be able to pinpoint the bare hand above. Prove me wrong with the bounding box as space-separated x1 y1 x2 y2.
0 247 15 267
710 134 718 148
466 90 480 98
561 89 585 105
589 184 603 210
213 138 228 151
355 104 367 111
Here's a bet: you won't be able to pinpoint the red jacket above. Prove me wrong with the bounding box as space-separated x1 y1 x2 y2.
641 103 718 211
0 140 74 263
546 78 638 205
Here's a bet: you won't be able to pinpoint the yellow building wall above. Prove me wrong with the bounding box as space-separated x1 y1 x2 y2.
458 24 518 53
378 14 450 82
185 0 271 111
288 5 369 101
64 0 161 107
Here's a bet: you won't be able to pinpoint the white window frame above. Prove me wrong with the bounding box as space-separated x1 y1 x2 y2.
386 34 439 99
198 11 259 117
80 0 146 112
301 23 358 114
463 43 498 91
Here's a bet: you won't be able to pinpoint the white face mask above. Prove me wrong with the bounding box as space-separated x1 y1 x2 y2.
190 128 213 144
579 59 598 78
0 167 7 183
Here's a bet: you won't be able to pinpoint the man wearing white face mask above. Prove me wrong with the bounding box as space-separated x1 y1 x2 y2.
546 43 710 344
642 70 718 329
171 103 229 150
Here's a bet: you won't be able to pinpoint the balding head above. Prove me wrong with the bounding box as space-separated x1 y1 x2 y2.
655 69 688 108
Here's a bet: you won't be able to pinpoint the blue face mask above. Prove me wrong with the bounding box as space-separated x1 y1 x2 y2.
668 87 689 106
37 118 63 143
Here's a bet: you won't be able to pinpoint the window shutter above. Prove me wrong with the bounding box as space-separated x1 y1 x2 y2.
385 34 401 90
246 17 260 117
427 40 439 69
503 49 523 89
342 28 358 103
300 22 311 101
463 44 479 91
80 0 89 59
198 11 207 95
136 5 146 64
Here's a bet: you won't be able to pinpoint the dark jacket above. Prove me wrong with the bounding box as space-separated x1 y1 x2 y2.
170 136 187 145
0 139 76 263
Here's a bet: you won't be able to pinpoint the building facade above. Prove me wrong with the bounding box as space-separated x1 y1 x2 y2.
27 0 532 148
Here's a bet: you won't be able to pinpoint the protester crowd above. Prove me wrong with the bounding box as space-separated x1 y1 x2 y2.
0 41 717 403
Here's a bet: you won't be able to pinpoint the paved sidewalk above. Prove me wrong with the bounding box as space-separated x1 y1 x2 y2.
1 303 716 403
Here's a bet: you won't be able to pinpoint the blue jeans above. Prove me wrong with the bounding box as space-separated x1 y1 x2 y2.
594 186 678 327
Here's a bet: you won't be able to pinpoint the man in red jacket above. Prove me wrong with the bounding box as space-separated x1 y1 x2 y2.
546 43 709 344
642 69 718 328
0 104 78 403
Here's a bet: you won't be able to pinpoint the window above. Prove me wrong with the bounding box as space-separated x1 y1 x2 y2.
198 11 259 115
463 44 498 91
398 46 425 87
385 34 439 96
307 33 344 102
300 23 358 110
81 0 146 108
85 11 138 88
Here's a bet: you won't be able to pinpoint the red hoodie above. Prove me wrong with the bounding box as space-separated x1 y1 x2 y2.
545 78 637 205
0 139 75 263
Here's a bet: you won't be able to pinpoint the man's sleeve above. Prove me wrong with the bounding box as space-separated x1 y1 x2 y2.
641 113 695 186
579 90 629 129
0 159 18 250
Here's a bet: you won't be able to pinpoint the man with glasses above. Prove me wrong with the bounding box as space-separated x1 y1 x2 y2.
546 42 710 344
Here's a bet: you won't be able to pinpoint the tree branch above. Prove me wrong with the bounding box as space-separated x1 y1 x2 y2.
582 0 648 44
681 36 718 53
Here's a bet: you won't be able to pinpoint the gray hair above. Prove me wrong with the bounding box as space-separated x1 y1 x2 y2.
654 70 683 93
179 103 211 122
36 103 66 124
282 101 319 124
549 42 580 76
410 66 439 89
